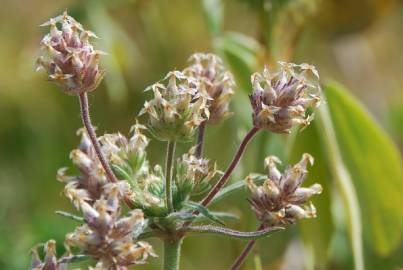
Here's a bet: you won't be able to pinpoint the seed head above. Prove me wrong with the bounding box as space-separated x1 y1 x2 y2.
184 53 235 124
249 62 321 133
36 11 106 95
247 154 322 226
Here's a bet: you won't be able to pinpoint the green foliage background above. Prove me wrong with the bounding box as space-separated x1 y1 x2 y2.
0 0 402 269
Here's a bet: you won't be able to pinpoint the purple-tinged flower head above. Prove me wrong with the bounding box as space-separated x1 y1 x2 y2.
139 71 210 142
246 154 322 227
249 62 321 133
58 129 134 205
65 183 157 268
36 11 106 95
184 53 235 124
31 240 67 270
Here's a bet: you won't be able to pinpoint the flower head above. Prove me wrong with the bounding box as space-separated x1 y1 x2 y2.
65 184 157 268
249 62 321 133
184 53 235 124
175 147 219 197
139 71 209 142
247 154 322 226
36 11 106 95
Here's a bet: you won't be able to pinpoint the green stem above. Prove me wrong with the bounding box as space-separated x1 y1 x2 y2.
163 239 183 270
165 141 176 213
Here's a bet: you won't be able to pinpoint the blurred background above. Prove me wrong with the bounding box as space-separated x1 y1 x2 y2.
0 0 402 269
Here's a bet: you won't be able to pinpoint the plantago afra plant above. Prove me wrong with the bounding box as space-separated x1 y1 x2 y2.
33 11 323 270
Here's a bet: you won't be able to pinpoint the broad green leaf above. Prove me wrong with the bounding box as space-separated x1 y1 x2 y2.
323 81 403 256
289 123 334 268
202 0 223 37
325 83 403 255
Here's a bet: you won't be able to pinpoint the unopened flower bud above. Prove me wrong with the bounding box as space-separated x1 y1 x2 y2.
264 155 282 182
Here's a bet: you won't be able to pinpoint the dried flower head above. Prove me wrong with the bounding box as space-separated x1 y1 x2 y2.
36 11 106 95
65 183 157 268
249 62 321 133
139 71 209 142
184 53 235 124
246 154 322 226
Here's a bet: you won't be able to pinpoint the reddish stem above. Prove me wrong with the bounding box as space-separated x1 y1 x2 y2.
195 121 206 158
200 126 260 207
228 224 265 270
78 93 134 208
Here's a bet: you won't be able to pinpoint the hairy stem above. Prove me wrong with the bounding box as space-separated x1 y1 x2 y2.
195 121 206 158
79 93 118 183
182 224 281 240
165 141 176 213
228 224 265 270
200 126 260 207
78 93 134 209
163 238 183 270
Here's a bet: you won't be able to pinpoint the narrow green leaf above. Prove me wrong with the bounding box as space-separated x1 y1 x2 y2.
209 174 266 205
55 211 84 223
184 201 225 225
194 211 239 223
317 99 364 270
323 81 403 256
183 225 283 240
202 0 223 37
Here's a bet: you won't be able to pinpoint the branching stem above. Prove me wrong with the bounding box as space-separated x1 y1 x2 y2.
200 126 260 207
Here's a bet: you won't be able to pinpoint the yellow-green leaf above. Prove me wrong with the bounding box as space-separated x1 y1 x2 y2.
324 81 403 256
